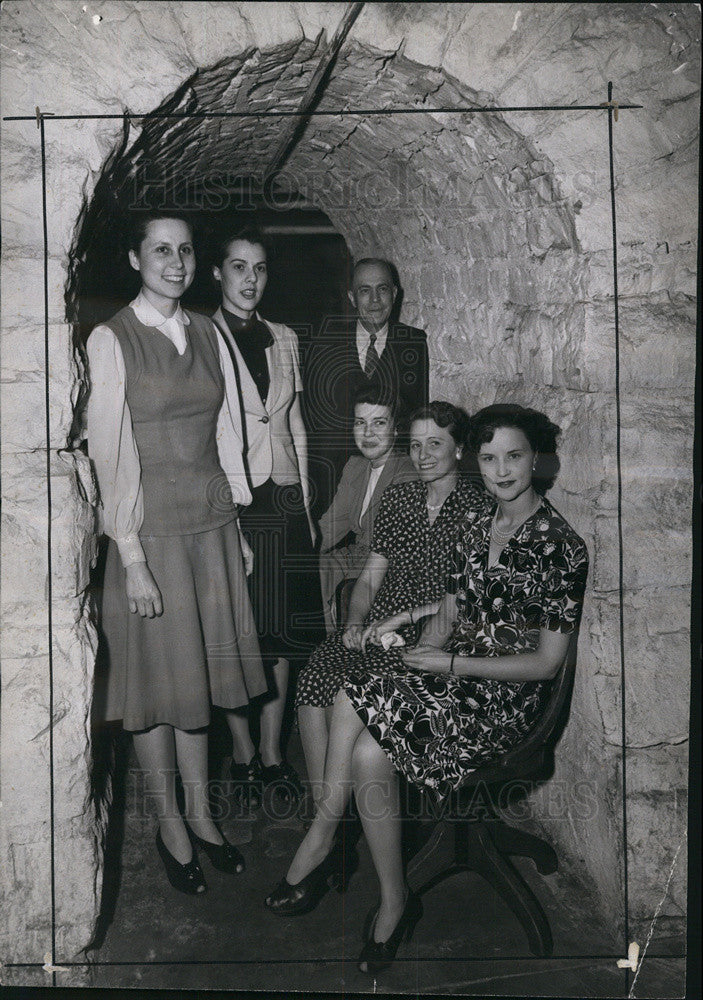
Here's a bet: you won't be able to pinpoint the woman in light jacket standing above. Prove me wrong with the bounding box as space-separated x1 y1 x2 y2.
212 225 324 806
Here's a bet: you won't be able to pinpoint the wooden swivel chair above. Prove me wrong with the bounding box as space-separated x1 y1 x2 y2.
406 641 578 957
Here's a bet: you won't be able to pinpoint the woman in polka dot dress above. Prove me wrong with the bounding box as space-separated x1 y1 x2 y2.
295 401 488 802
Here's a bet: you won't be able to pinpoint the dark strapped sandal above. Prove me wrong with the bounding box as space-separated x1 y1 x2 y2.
265 843 347 916
186 824 245 874
230 753 264 809
155 829 207 896
357 892 423 974
260 758 305 805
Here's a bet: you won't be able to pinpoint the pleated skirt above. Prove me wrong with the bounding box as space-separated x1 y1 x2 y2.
100 519 267 732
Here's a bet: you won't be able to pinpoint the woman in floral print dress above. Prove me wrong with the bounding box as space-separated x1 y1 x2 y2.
265 403 588 976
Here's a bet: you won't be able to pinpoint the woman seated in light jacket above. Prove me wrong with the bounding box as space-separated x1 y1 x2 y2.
318 385 417 633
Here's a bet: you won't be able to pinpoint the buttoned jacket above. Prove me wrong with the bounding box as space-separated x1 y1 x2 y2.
212 307 301 488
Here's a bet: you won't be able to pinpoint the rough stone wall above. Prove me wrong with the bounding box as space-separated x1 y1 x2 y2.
1 0 697 965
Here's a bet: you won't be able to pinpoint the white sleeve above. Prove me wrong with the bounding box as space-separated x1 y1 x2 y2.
289 326 303 393
214 327 253 508
86 325 146 565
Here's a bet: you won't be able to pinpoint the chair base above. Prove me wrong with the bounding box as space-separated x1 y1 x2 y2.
406 818 556 957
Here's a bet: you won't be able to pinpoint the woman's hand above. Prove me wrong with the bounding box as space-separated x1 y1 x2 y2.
361 613 407 652
401 644 452 675
125 562 163 618
342 624 364 651
239 529 255 576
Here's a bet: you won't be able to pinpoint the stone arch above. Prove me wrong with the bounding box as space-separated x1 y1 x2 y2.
67 38 587 420
1 2 696 974
63 35 592 952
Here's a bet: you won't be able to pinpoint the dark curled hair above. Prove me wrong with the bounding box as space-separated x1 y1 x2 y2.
352 383 403 427
125 209 194 253
212 224 270 269
468 403 561 494
408 400 470 448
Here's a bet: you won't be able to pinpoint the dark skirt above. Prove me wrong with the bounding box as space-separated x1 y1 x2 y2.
99 519 267 732
238 479 325 669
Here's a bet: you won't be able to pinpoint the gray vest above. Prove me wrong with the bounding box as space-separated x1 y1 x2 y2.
106 306 236 536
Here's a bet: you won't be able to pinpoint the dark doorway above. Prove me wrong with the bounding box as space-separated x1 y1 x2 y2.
189 205 351 346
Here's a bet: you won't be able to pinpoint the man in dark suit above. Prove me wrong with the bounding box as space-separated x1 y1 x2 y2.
304 258 429 513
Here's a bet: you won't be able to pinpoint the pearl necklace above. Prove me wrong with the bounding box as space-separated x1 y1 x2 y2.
491 498 541 543
427 491 452 511
427 478 457 512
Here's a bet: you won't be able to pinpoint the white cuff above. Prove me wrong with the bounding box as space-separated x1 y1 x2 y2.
116 534 147 566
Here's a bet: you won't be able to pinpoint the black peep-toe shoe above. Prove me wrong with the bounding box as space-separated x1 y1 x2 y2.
186 824 245 874
265 843 347 916
357 893 423 974
155 829 207 895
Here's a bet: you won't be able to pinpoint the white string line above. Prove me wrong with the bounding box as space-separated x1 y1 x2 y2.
628 833 686 998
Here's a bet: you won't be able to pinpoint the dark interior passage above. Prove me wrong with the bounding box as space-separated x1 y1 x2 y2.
69 197 351 354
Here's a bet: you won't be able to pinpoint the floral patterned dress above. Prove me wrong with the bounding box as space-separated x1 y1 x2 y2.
295 477 488 709
343 496 589 798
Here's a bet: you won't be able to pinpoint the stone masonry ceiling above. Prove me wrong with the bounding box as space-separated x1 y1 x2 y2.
69 38 584 407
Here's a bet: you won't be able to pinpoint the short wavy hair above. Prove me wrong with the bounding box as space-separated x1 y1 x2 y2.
468 403 561 493
352 383 402 427
212 224 270 269
408 401 470 448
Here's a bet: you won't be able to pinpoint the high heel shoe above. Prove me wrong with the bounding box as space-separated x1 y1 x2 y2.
186 823 245 874
155 829 207 895
357 893 423 974
265 842 346 916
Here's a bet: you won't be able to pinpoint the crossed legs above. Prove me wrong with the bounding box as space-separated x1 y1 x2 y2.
285 690 407 941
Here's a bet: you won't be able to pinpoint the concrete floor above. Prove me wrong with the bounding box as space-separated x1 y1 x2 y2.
79 737 685 998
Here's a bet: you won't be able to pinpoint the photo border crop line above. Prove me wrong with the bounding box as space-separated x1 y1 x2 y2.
6 85 641 986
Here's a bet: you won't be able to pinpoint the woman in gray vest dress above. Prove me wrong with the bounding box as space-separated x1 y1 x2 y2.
211 226 325 809
87 211 266 895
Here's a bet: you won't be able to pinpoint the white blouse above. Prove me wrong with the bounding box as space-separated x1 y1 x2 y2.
86 291 251 567
358 461 386 523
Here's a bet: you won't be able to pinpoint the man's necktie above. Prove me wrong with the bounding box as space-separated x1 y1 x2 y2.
364 332 379 376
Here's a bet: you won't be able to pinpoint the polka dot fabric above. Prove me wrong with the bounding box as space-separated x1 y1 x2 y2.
295 477 487 709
